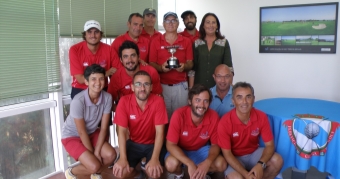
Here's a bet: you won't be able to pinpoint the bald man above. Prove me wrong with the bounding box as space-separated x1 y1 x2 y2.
209 64 234 118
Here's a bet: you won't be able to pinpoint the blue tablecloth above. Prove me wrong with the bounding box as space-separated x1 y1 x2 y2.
254 98 340 178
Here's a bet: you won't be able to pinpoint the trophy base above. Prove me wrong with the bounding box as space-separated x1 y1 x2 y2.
165 64 180 69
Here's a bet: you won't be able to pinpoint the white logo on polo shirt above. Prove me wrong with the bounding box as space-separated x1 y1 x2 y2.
99 60 107 67
125 85 131 89
83 62 89 66
233 132 239 137
199 131 209 139
182 131 188 136
140 46 146 52
130 115 136 120
251 128 259 136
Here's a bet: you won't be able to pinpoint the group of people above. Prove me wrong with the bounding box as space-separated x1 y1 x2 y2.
62 8 283 179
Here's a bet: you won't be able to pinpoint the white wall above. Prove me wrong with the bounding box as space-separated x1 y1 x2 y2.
173 0 340 102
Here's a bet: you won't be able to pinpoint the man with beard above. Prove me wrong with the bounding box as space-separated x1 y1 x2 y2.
179 10 199 43
140 8 162 41
111 13 150 65
165 84 227 179
69 20 117 99
107 40 162 104
112 71 168 179
210 64 234 118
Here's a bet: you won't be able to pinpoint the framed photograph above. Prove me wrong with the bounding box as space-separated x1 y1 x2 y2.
260 2 338 53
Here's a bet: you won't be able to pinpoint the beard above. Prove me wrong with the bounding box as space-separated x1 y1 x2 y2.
136 90 150 101
124 61 138 71
191 105 207 118
185 22 196 31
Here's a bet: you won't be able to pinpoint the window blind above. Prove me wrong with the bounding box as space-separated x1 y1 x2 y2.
59 0 158 37
0 0 60 103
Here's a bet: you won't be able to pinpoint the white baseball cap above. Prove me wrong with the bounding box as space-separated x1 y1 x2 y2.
84 20 101 31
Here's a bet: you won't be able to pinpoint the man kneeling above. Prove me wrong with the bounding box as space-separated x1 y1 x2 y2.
112 71 168 178
218 82 283 179
165 84 227 179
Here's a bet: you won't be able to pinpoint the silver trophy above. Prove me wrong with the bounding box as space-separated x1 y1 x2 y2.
165 45 180 69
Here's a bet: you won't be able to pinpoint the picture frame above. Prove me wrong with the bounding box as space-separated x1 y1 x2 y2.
259 2 338 53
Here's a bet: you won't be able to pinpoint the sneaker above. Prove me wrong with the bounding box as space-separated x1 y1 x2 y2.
64 168 76 179
141 161 146 170
90 173 103 179
167 171 184 179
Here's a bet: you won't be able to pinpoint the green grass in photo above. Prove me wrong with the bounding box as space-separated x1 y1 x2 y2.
282 39 296 45
263 39 275 45
311 40 319 45
318 41 334 45
261 20 336 36
261 39 275 45
296 39 312 45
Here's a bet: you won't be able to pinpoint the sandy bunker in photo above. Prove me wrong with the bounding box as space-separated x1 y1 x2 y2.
312 23 326 29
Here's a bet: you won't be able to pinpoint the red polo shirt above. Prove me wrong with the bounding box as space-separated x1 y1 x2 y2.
114 94 168 144
107 65 162 100
69 41 113 89
149 34 193 84
111 32 150 63
140 28 162 42
218 108 273 156
167 106 219 151
179 28 199 43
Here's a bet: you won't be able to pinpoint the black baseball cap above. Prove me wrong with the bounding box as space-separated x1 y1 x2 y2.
181 10 196 19
143 8 156 16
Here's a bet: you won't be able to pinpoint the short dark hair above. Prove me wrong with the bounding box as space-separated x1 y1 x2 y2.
128 13 143 23
119 40 140 58
81 31 104 40
84 64 106 81
133 70 152 83
181 10 196 20
232 82 255 96
188 84 212 103
199 13 224 40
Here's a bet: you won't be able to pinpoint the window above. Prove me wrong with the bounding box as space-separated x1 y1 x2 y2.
0 109 55 179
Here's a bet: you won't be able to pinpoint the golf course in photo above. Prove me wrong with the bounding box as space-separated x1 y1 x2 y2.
261 20 336 36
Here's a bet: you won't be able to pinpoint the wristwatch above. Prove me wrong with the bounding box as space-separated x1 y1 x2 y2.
257 160 266 169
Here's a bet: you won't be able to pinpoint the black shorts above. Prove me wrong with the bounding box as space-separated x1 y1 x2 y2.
126 139 167 168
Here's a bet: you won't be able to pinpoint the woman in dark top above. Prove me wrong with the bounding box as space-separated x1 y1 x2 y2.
189 13 234 88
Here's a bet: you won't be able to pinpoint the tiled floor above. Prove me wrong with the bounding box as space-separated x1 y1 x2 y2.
47 166 224 179
48 166 328 179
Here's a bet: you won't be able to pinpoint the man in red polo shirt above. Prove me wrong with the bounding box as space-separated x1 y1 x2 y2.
141 8 162 41
69 20 118 99
111 13 150 65
179 10 199 43
165 84 226 179
218 82 283 179
149 12 193 119
107 40 162 103
112 71 168 179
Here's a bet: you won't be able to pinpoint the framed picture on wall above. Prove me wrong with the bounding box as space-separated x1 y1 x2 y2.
259 2 338 53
